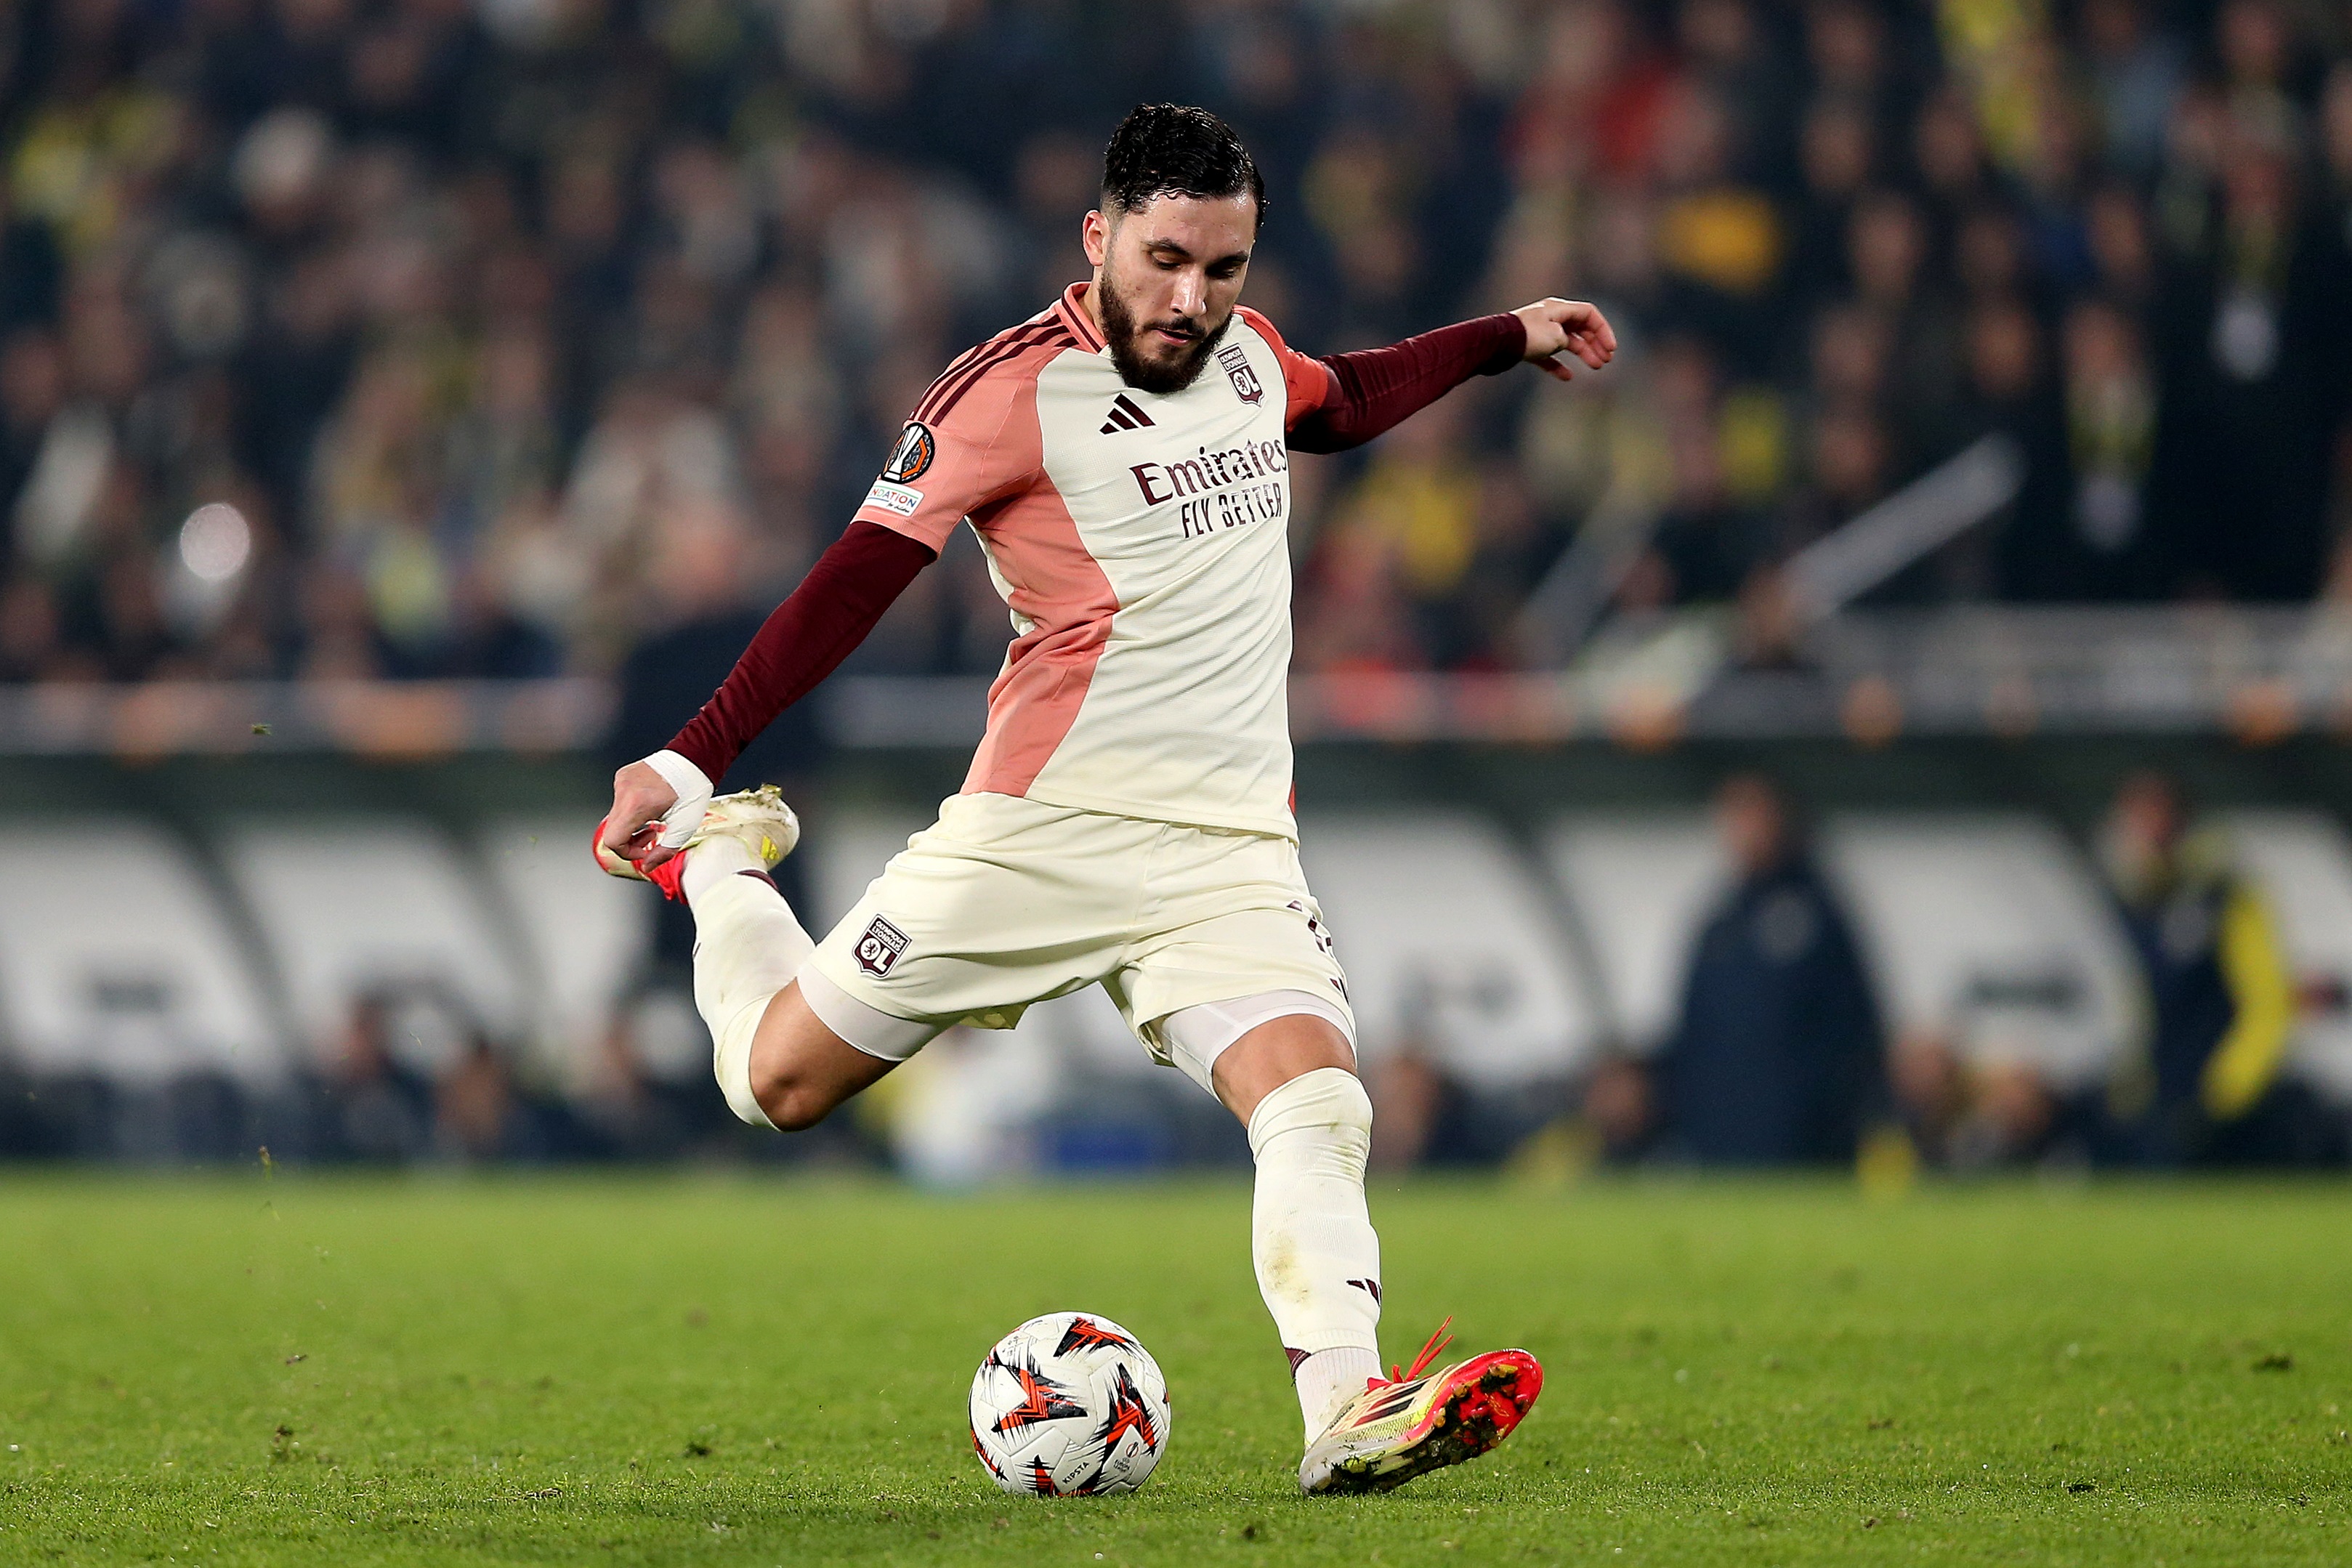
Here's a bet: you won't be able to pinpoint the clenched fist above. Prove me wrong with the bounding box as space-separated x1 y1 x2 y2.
600 759 690 872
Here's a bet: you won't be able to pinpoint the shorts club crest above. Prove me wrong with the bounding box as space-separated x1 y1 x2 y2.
854 916 910 977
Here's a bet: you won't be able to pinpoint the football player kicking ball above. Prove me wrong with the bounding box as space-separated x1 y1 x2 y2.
597 103 1615 1495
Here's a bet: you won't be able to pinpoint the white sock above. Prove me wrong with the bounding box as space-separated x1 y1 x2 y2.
681 834 760 903
1248 1067 1383 1441
684 838 813 1128
1296 1346 1382 1436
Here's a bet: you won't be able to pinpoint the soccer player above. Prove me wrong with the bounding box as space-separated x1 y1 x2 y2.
596 104 1615 1495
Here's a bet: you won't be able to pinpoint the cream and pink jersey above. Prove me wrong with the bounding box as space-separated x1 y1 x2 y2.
854 283 1333 841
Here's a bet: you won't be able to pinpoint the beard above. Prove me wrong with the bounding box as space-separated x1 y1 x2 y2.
1097 269 1228 395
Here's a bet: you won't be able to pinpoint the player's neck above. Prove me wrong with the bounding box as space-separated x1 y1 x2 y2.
1079 274 1106 339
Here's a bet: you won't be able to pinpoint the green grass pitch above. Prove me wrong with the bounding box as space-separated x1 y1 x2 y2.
1 1173 2346 1565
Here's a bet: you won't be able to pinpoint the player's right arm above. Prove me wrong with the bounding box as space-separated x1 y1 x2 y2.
600 348 1038 870
600 520 937 867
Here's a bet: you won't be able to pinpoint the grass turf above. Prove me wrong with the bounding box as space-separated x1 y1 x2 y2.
0 1173 2345 1566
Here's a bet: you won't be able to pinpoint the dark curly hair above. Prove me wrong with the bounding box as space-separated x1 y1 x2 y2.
1101 103 1265 230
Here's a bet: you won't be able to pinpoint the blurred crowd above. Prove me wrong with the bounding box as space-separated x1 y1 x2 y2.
0 969 886 1165
9 0 2352 692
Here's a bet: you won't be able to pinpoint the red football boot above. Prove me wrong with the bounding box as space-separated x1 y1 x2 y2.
1298 1320 1543 1495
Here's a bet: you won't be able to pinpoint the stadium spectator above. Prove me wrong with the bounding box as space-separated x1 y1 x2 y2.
314 990 435 1165
433 1034 541 1163
1886 1030 2069 1170
1586 772 1884 1165
2095 770 2340 1165
575 990 747 1161
1362 984 1564 1171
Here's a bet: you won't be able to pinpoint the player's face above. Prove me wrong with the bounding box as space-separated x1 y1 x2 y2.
1083 193 1255 395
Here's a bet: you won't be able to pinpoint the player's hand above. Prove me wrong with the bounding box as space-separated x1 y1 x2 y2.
602 759 684 871
1512 297 1617 381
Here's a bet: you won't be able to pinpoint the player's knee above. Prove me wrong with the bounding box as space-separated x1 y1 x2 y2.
749 1057 836 1132
1247 1065 1373 1160
762 1091 833 1133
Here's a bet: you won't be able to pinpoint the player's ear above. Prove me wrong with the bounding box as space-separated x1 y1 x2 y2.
1082 209 1111 267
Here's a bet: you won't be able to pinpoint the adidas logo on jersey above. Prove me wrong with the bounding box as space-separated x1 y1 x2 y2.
1098 394 1155 435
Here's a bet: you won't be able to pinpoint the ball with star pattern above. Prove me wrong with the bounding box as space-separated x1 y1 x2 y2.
968 1311 1171 1496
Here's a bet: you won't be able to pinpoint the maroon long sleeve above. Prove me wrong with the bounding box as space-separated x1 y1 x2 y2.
665 521 936 781
1286 313 1527 454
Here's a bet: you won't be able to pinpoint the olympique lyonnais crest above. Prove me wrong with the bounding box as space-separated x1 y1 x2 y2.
856 916 910 977
1217 343 1264 404
882 421 935 482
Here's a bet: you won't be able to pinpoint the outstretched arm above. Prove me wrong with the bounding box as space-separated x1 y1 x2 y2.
1284 297 1617 454
599 521 935 871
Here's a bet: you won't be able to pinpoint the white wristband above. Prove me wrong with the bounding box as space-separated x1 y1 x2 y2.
642 749 714 849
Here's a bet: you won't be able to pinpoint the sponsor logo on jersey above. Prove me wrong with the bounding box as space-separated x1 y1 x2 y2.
1217 342 1264 404
881 421 936 482
855 916 910 977
862 479 923 517
1129 438 1287 505
1129 437 1290 540
1098 393 1155 435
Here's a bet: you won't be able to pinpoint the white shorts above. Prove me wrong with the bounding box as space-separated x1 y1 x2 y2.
800 793 1354 1080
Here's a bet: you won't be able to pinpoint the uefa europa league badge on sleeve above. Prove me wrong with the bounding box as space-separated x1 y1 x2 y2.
883 421 936 482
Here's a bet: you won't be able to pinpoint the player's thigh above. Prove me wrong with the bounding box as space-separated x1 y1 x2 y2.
1113 830 1357 1093
804 793 1151 1046
745 980 899 1131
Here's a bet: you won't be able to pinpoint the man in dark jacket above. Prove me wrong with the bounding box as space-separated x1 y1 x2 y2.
2095 772 2336 1166
1591 775 1886 1164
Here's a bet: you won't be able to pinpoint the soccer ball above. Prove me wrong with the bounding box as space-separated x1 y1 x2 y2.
968 1311 1171 1496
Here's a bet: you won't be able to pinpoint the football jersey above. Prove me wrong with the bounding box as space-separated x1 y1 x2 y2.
853 283 1333 841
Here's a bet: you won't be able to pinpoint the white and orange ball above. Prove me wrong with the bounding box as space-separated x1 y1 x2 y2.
968 1311 1171 1497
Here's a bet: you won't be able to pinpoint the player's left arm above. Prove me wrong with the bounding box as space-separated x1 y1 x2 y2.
2202 881 2296 1120
1269 297 1616 455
